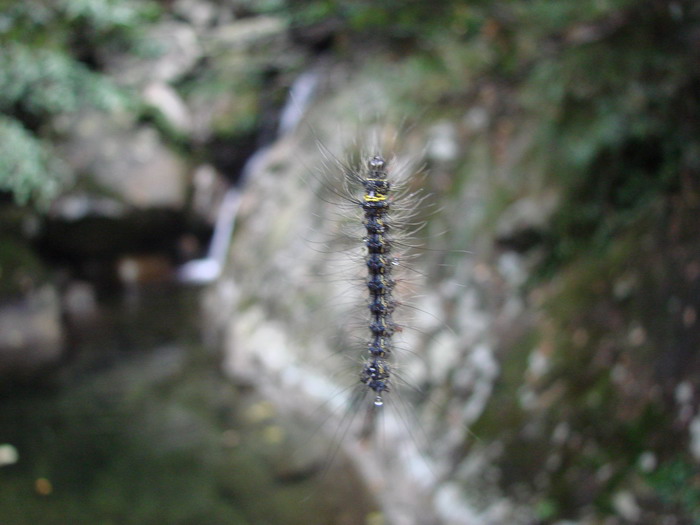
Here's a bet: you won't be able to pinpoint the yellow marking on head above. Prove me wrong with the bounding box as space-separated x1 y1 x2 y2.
364 194 387 202
364 178 389 202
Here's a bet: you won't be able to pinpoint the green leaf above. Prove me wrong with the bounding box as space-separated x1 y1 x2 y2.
0 116 71 206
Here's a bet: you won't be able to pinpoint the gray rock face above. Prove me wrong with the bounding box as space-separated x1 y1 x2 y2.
172 0 225 28
57 12 297 210
143 82 193 134
204 16 288 53
0 285 63 376
104 21 202 86
59 112 187 209
206 67 538 524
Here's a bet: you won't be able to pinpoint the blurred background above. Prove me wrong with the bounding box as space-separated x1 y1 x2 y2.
1 1 699 524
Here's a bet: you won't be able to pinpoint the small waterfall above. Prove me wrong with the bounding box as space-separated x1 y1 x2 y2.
178 69 320 284
277 68 321 136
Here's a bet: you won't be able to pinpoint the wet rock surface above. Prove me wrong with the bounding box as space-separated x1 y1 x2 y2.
0 284 62 378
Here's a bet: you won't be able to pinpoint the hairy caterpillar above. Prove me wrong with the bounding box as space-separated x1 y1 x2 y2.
359 155 395 409
315 144 432 438
288 115 475 525
216 91 466 524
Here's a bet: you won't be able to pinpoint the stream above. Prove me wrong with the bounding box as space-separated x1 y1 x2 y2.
0 283 376 525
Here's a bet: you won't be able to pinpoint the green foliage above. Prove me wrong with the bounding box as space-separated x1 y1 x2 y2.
648 459 700 522
481 3 700 520
0 234 47 296
0 0 159 41
0 43 132 117
367 1 700 521
258 0 464 41
516 1 699 269
0 116 69 206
